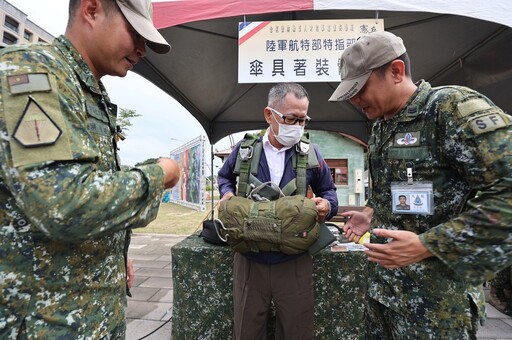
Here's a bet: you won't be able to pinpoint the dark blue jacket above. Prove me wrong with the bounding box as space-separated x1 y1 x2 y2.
218 137 338 264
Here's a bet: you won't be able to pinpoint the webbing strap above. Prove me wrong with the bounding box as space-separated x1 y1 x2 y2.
292 138 309 196
235 134 261 197
248 200 276 219
235 132 319 198
281 180 297 196
296 156 307 196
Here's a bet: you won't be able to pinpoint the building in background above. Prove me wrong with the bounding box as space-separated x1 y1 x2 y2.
0 0 53 48
308 130 367 207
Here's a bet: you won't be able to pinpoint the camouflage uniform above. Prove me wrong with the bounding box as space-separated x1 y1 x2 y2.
366 80 512 338
0 36 165 339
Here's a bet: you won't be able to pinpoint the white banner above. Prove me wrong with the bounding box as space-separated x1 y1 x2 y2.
238 19 384 83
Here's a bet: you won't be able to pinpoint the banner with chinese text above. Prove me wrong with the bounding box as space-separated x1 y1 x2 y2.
238 19 384 83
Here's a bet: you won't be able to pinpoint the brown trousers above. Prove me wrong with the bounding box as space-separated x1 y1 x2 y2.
232 252 314 340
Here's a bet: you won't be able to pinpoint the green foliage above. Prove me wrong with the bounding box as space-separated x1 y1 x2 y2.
117 108 141 136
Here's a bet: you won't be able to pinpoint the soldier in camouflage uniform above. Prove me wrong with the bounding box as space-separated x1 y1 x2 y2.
329 31 512 338
0 0 180 338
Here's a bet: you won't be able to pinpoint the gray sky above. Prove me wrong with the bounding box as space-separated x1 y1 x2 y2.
7 0 239 168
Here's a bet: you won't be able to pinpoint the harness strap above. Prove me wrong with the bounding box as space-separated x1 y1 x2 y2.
235 134 261 197
294 143 308 196
235 132 319 198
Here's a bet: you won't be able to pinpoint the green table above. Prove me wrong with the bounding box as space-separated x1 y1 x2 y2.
171 234 367 339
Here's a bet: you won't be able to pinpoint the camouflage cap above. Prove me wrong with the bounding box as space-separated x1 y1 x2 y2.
329 31 406 101
115 0 171 54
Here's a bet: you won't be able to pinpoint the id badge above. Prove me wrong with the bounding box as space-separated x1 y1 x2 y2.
391 182 434 215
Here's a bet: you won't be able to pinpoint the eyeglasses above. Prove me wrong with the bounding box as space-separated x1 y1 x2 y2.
268 107 311 126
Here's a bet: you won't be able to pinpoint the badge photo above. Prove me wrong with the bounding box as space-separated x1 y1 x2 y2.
391 182 434 215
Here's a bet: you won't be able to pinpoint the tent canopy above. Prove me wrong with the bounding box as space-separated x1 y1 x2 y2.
133 0 512 144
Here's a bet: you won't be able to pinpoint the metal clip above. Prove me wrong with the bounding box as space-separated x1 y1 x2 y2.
406 162 414 184
296 141 309 155
239 146 253 161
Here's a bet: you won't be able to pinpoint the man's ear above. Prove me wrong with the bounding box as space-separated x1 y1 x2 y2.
81 0 100 25
389 59 405 83
264 107 273 124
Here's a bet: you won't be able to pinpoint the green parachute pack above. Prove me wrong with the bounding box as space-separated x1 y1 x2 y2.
218 132 322 255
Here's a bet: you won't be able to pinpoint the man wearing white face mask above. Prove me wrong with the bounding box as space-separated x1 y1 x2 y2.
218 83 338 339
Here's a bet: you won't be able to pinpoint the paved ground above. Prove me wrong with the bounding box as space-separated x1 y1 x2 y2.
126 233 512 340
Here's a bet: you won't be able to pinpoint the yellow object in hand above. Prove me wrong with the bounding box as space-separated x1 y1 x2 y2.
357 232 371 244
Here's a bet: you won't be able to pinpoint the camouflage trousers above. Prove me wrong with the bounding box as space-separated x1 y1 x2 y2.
365 298 479 340
2 316 126 340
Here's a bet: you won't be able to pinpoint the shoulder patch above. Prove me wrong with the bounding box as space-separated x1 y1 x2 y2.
2 73 73 167
457 98 491 118
13 96 62 147
8 73 51 95
467 113 508 135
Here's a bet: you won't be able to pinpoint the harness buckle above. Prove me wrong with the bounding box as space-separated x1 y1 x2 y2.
239 146 253 161
296 141 309 155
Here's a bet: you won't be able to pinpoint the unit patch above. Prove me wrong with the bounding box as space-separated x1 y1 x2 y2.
394 132 420 146
468 113 508 135
8 73 51 95
13 96 62 147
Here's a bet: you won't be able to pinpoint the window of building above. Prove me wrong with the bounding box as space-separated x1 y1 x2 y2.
326 159 348 185
38 38 47 43
24 30 33 41
3 31 18 45
4 15 19 33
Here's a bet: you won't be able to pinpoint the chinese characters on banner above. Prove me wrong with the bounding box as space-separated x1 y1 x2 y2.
238 19 384 83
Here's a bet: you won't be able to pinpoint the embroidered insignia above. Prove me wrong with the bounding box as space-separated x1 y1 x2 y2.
13 96 62 147
468 113 507 135
8 73 51 95
8 74 29 86
395 132 419 146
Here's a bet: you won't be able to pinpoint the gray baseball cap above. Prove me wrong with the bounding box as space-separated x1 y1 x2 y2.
115 0 171 54
329 31 406 101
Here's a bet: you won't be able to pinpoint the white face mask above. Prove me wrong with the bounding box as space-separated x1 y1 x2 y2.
270 112 304 147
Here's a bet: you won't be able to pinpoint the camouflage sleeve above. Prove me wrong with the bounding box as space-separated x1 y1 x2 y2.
2 158 165 243
419 88 512 284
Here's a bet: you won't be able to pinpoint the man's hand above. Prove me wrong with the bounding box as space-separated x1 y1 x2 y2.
364 229 433 268
311 197 329 222
157 158 180 189
220 191 234 203
341 208 372 242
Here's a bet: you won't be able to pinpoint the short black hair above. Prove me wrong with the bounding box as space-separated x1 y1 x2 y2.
67 0 119 27
373 52 412 79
